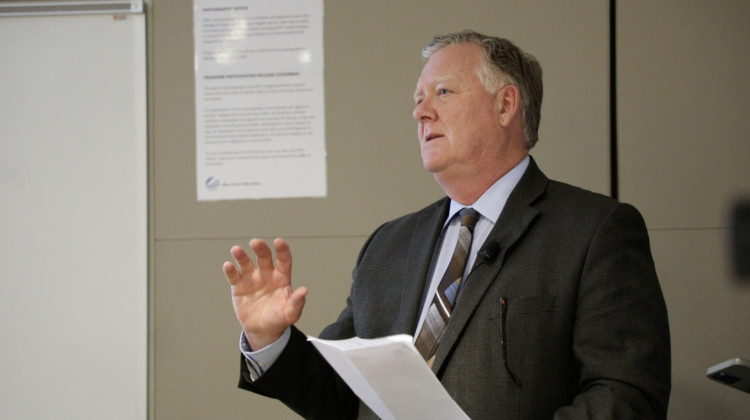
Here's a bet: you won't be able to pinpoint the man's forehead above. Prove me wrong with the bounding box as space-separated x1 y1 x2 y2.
413 44 481 92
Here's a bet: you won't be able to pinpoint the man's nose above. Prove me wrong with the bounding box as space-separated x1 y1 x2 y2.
412 98 435 122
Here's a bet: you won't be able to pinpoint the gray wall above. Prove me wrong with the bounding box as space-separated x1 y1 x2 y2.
147 0 750 418
618 1 750 418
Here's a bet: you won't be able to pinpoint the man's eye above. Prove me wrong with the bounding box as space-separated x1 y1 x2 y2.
438 88 449 95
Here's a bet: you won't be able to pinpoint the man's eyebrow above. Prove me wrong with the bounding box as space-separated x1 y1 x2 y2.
413 76 453 101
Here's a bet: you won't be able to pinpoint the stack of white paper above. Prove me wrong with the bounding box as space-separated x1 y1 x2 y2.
308 335 470 420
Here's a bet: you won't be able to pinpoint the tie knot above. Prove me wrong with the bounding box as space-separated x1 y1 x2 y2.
458 208 479 230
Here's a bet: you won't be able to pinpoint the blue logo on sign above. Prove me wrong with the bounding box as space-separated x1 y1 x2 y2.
205 176 220 191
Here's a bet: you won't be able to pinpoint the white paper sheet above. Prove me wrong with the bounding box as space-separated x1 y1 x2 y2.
308 335 470 420
193 0 326 201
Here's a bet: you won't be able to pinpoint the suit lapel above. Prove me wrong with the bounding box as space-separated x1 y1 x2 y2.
431 157 548 372
397 198 451 335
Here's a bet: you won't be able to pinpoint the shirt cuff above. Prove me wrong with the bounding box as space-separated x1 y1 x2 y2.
239 327 291 380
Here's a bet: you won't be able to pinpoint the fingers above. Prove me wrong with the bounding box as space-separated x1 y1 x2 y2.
222 238 306 335
224 238 292 281
222 260 239 283
230 244 254 271
273 237 293 275
250 238 274 271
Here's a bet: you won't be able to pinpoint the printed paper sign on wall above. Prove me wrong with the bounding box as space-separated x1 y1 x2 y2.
194 0 326 200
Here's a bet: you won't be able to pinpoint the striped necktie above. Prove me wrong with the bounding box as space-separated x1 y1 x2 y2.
415 208 479 366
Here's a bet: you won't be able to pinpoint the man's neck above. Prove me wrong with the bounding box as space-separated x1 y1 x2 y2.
436 152 528 205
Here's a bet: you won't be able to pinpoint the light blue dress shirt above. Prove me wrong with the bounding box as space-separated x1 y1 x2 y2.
412 156 529 339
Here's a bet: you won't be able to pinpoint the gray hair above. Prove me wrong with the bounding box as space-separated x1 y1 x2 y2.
422 30 543 149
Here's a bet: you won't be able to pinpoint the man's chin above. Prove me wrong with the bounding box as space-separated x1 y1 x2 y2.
421 154 447 174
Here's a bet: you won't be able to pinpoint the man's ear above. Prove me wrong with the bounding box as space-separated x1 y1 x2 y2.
496 84 521 127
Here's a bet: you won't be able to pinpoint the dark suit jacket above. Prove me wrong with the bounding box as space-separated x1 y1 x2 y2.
239 157 671 419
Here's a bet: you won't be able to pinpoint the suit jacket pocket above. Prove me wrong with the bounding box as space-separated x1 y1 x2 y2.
488 294 557 319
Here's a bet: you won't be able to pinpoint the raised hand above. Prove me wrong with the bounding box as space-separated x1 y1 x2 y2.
223 238 308 350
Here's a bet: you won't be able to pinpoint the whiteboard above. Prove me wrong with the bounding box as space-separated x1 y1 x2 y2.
0 3 146 419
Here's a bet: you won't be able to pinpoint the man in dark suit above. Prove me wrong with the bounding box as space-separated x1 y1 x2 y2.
223 30 671 419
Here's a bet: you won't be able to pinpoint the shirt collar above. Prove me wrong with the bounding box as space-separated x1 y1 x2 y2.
446 155 530 225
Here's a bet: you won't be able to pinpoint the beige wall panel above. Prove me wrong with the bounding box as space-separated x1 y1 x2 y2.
618 1 750 229
154 237 361 420
651 229 750 419
619 3 750 417
151 0 610 242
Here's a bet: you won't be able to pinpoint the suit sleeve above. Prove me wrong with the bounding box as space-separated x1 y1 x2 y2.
554 203 671 419
234 223 392 419
237 325 360 420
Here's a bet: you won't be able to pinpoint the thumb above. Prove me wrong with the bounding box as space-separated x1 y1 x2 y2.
286 286 308 324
